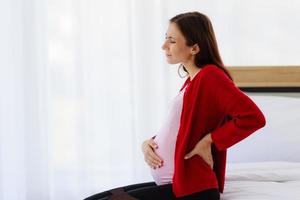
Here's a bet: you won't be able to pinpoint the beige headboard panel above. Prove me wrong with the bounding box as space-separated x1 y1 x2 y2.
227 66 300 87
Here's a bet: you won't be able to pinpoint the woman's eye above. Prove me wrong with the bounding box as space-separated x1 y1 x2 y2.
164 37 176 44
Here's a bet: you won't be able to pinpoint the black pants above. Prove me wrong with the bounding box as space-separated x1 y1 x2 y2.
84 182 220 200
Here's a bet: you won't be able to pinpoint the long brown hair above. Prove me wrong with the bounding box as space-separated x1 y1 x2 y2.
170 11 233 80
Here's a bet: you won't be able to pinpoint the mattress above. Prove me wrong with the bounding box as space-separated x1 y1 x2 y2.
221 162 300 200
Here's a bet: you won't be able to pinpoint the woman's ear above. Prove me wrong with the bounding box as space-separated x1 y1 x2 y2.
191 44 200 55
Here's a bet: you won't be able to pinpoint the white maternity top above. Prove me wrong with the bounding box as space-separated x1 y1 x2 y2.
150 86 186 185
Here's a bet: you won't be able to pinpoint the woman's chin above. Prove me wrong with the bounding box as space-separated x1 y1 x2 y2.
165 58 179 65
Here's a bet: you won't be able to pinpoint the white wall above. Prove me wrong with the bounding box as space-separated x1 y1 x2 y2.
159 0 300 66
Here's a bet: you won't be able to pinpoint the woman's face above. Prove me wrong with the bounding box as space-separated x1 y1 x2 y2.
162 22 194 65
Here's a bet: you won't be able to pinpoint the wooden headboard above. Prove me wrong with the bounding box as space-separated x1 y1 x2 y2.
227 66 300 92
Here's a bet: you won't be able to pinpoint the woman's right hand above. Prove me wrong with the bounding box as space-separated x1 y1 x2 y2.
141 138 163 169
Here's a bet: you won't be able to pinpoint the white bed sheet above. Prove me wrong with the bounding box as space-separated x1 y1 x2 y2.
221 162 300 200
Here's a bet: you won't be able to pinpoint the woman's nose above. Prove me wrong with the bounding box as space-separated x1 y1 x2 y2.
161 41 167 50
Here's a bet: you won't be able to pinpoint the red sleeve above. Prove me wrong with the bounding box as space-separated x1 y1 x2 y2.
208 67 266 150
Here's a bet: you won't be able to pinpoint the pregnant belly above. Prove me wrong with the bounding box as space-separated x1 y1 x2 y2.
150 137 176 185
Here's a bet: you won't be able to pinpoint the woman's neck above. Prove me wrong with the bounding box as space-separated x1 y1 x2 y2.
182 62 201 81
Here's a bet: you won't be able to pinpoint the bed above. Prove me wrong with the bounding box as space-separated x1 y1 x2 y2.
220 66 300 200
222 162 300 199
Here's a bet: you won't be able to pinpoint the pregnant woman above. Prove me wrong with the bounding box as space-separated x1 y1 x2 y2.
85 11 266 200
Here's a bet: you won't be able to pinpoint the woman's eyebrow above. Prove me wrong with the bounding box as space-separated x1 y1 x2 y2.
165 33 176 39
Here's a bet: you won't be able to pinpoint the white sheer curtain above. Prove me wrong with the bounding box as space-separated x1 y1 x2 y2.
46 0 173 199
1 0 300 199
1 0 51 199
1 0 180 199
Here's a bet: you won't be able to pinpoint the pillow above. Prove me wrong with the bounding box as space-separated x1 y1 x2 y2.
227 95 300 163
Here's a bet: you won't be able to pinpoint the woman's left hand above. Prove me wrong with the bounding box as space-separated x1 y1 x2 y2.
184 133 214 169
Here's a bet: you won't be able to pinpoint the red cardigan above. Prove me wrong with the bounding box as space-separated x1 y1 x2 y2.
170 64 266 197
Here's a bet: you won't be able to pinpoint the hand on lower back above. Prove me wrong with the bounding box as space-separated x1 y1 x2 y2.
184 133 214 169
